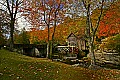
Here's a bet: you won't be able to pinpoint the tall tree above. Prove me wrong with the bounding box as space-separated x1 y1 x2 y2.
0 0 23 50
81 0 116 67
22 0 67 58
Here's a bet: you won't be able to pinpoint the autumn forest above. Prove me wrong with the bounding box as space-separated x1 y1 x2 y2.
0 0 120 70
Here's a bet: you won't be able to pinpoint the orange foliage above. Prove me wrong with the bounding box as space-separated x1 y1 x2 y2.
22 0 66 28
28 17 85 44
98 1 120 38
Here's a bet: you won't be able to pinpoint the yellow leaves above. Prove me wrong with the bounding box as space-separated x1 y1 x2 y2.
9 74 15 77
57 70 59 73
0 73 3 76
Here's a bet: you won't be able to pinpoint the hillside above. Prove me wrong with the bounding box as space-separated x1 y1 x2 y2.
29 17 86 44
0 49 120 80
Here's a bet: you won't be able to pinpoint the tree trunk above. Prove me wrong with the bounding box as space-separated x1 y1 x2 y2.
9 20 14 51
88 40 96 65
46 24 50 58
49 41 53 59
82 0 105 68
46 42 49 58
50 12 57 58
85 3 96 66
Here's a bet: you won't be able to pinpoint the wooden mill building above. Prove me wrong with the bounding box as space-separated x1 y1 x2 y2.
67 33 87 51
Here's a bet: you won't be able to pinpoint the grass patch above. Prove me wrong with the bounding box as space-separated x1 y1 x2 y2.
0 49 120 80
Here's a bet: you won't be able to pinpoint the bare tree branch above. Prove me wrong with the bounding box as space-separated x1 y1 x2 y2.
94 0 104 35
